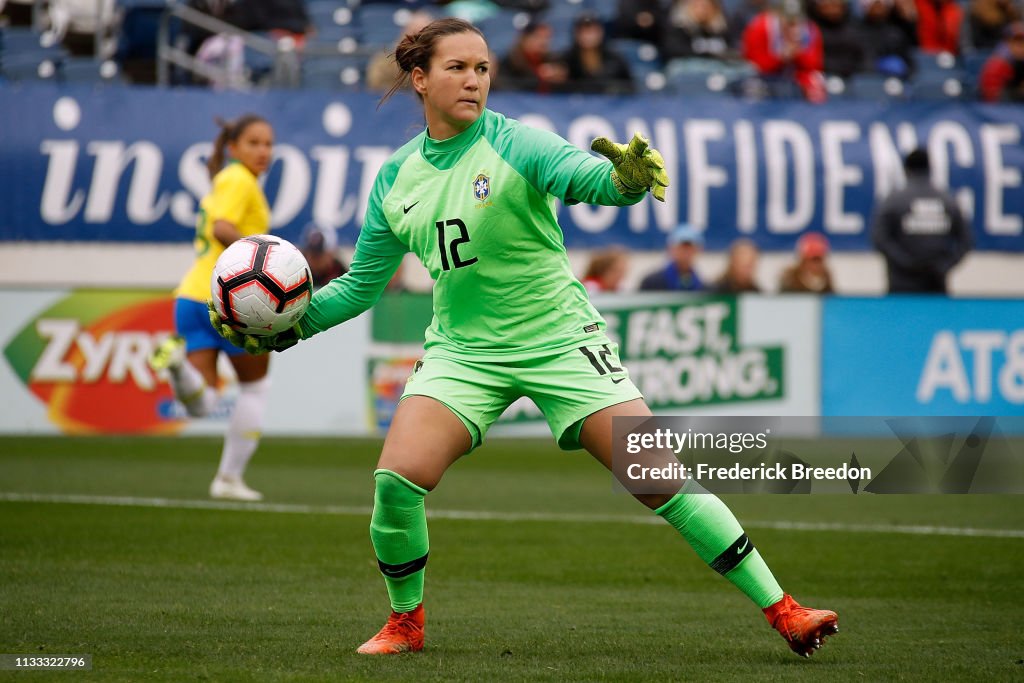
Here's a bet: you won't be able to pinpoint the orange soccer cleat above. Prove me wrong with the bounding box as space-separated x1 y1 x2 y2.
356 604 425 655
763 594 839 658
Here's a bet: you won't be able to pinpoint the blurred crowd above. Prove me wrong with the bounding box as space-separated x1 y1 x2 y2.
5 0 1021 102
189 0 1024 101
579 147 970 295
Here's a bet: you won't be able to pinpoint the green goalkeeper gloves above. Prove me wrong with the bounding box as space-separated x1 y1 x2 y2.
591 132 670 202
207 301 303 355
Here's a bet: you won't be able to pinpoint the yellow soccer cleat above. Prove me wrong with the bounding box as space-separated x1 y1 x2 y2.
148 335 186 372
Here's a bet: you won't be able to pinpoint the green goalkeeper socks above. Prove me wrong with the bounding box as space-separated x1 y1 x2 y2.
656 479 784 609
369 469 430 613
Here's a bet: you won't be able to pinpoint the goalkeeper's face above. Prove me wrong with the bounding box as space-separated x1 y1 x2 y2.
415 31 491 136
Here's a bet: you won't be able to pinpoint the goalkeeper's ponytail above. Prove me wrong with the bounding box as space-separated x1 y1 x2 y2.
379 18 485 107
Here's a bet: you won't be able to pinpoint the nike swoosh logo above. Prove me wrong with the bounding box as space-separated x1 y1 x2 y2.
611 377 626 384
403 201 419 214
381 562 419 577
736 539 749 554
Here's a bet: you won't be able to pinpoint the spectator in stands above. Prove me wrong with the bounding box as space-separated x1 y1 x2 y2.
741 0 827 102
779 232 835 293
808 0 863 79
184 0 312 85
857 0 917 79
729 0 771 46
979 21 1024 100
970 0 1020 50
498 20 567 93
713 238 761 292
660 0 734 63
223 0 314 47
615 0 665 44
561 13 634 94
639 223 705 291
301 223 348 289
914 0 962 55
366 10 435 92
581 246 630 294
871 148 973 294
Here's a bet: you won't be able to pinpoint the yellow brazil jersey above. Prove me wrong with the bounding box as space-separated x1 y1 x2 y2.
176 161 271 302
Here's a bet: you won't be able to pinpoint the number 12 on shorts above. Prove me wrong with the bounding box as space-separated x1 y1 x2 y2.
578 344 623 376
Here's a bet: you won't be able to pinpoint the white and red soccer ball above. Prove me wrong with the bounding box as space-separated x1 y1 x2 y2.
211 235 313 336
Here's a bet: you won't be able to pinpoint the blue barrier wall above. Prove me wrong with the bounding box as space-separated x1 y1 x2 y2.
1 84 1022 250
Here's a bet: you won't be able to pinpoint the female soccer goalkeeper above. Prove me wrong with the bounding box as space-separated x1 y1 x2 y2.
212 18 838 657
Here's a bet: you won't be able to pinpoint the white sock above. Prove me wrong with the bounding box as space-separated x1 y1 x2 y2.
169 360 217 418
216 377 270 479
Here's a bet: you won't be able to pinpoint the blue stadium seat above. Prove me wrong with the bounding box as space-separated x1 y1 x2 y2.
358 4 404 48
961 50 991 82
1 55 61 82
841 73 904 101
302 55 366 89
59 57 123 85
610 38 662 70
0 26 68 61
909 70 969 101
0 26 69 82
476 14 525 58
911 47 959 78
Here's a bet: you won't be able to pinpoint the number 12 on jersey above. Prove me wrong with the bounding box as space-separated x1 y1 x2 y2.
436 218 477 271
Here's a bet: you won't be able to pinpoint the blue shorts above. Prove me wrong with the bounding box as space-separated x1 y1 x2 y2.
175 297 243 356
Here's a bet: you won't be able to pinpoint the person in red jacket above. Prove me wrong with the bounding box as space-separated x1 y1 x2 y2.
979 22 1024 101
741 0 827 101
914 0 962 54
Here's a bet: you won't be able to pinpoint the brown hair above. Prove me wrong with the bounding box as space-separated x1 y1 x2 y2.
582 246 628 281
206 113 270 180
380 18 486 106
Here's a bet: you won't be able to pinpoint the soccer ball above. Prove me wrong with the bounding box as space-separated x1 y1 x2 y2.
211 235 313 336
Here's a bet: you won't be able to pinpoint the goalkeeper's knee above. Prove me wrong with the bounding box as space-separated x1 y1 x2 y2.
369 469 430 568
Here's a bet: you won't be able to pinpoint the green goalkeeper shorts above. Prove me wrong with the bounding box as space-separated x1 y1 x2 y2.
400 339 643 451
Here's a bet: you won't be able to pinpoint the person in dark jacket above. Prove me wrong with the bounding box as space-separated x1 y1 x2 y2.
808 0 864 79
871 149 973 294
562 13 635 94
979 21 1024 101
639 223 705 291
857 0 917 79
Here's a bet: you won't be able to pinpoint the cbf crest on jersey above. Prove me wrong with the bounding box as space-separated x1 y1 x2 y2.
473 173 490 201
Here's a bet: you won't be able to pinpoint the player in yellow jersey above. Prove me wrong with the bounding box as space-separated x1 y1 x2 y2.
150 114 275 501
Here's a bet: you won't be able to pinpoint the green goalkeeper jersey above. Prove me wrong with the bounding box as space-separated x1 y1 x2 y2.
301 108 645 359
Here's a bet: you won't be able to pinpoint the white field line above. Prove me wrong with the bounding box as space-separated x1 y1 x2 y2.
1 491 1023 539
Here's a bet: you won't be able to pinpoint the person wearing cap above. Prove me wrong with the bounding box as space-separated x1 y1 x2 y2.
871 148 972 294
301 223 348 289
979 21 1024 101
561 13 634 95
780 232 835 293
639 223 706 291
741 0 827 101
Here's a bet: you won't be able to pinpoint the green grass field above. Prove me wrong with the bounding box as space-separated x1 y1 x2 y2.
1 436 1022 682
